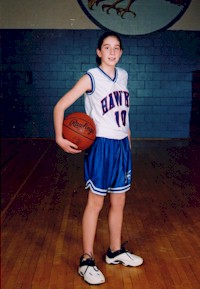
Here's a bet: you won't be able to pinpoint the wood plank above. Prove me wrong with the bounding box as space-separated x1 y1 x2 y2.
1 139 53 213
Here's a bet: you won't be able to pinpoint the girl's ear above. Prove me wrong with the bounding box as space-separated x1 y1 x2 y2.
96 48 101 58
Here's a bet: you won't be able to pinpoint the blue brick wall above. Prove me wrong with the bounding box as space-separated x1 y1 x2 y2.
1 29 200 138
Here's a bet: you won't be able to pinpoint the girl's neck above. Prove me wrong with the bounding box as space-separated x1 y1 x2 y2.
99 64 116 79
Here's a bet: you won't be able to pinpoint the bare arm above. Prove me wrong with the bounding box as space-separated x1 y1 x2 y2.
53 74 91 154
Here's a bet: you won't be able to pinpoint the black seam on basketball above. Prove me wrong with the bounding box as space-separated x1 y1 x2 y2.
63 124 95 141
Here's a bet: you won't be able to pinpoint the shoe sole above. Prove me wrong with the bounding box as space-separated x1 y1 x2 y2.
78 268 105 285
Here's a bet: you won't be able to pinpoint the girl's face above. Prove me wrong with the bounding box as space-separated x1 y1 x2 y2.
96 36 122 67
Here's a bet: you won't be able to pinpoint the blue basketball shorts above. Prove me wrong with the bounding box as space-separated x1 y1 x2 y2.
84 137 132 196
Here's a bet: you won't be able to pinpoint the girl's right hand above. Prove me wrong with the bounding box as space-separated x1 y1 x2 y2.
56 137 82 154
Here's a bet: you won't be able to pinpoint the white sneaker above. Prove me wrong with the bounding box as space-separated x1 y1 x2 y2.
105 242 143 267
78 255 105 285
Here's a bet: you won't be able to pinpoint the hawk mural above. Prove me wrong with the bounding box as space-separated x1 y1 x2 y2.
77 0 191 35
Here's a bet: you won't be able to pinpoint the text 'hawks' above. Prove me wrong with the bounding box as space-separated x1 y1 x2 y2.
101 90 129 115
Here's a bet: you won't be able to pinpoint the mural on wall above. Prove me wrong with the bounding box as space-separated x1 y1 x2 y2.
77 0 191 35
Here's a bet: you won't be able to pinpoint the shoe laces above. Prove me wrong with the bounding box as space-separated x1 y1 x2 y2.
80 253 96 267
121 241 129 252
82 252 94 260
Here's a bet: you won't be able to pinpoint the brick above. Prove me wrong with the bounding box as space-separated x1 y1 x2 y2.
131 114 145 122
122 56 137 64
138 56 154 64
169 106 190 114
136 122 153 130
144 113 160 122
146 64 161 72
137 72 153 81
34 71 57 80
137 89 153 97
130 46 145 55
133 98 146 106
131 64 146 72
57 55 74 63
144 98 160 105
152 73 168 81
139 106 153 114
160 98 177 106
50 80 67 89
145 81 160 89
57 71 73 80
129 80 145 89
35 80 50 89
138 38 154 47
65 63 81 71
161 80 177 89
145 47 161 56
81 64 93 72
153 56 171 64
50 63 65 72
153 106 169 114
74 55 90 64
128 71 138 80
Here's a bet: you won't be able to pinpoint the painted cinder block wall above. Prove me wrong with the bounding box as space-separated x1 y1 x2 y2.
1 29 200 138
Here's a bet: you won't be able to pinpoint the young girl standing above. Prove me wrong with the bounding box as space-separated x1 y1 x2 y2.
53 31 143 285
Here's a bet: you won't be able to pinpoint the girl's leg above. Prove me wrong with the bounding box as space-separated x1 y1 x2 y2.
108 192 126 251
106 192 143 267
82 190 104 257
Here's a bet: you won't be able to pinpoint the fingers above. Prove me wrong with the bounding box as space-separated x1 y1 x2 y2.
64 140 81 153
56 138 82 154
66 146 82 154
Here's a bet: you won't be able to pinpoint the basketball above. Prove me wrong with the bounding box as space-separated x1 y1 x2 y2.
63 112 96 150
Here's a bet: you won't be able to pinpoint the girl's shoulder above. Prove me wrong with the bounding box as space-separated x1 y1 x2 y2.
116 67 128 76
116 67 128 81
87 67 99 75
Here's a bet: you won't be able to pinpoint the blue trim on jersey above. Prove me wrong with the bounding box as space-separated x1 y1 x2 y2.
86 72 95 94
98 67 117 82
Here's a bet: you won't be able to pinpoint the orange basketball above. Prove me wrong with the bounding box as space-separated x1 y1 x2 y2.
63 112 96 150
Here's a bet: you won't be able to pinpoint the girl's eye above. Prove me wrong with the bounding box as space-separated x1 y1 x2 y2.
102 45 120 51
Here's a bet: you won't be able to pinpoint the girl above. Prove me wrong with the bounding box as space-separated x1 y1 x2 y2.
53 31 143 285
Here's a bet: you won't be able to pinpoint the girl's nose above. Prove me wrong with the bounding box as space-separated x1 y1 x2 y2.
110 48 115 54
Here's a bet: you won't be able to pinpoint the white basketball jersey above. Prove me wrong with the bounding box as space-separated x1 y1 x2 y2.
84 67 130 140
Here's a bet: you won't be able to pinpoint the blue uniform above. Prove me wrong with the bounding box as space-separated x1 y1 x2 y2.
84 67 132 195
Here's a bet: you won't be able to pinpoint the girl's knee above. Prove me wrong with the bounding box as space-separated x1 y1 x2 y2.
87 190 104 212
110 193 126 209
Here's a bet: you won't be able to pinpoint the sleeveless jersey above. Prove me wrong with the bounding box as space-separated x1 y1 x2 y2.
84 67 130 140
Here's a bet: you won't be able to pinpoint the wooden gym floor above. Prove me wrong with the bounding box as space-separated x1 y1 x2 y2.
1 138 200 289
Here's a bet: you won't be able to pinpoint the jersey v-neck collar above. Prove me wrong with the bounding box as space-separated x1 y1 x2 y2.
98 67 117 82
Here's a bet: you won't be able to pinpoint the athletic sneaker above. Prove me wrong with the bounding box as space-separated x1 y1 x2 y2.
105 242 143 267
78 254 105 285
